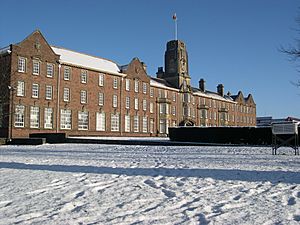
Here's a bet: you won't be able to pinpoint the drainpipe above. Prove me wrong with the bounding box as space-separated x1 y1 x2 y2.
120 77 123 136
56 63 61 133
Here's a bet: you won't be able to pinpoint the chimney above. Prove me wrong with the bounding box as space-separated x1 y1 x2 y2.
199 79 205 92
217 84 224 96
141 62 147 73
156 67 164 78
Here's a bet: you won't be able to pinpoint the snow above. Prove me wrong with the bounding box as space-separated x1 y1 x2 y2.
51 46 123 75
0 46 10 55
0 144 300 224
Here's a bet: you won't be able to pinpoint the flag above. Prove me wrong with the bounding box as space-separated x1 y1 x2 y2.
173 13 177 20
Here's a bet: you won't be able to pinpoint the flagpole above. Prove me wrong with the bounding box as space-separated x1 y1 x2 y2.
175 17 177 40
173 13 177 40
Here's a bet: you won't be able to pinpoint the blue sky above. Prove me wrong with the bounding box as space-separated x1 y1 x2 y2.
1 0 299 118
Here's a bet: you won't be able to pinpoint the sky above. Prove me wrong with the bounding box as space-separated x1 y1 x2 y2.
0 0 299 118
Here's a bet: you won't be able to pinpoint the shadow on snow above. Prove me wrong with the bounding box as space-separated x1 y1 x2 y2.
0 162 299 184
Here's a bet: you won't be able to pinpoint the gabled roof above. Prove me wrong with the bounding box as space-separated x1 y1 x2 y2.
51 46 122 75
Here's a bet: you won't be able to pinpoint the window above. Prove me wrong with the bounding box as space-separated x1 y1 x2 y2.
113 77 118 89
143 82 147 94
99 92 104 106
134 98 139 110
134 115 139 132
45 85 53 100
33 60 40 75
99 73 104 86
111 113 119 131
80 90 87 104
63 88 70 102
159 119 167 134
173 93 176 102
150 102 154 113
125 96 130 109
44 108 53 129
32 83 39 98
142 116 148 133
113 95 118 108
172 106 176 115
30 106 40 128
64 66 71 80
47 63 54 78
160 103 167 114
125 79 130 91
78 111 89 130
134 79 139 92
150 119 154 134
18 57 26 73
60 109 72 129
125 115 130 132
96 112 105 131
158 89 162 98
142 99 147 111
81 70 87 83
150 87 154 97
14 105 25 127
17 81 25 97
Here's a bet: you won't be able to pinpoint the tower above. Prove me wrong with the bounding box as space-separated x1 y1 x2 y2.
163 40 191 91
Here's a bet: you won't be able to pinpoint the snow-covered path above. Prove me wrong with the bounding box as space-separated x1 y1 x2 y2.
0 144 299 224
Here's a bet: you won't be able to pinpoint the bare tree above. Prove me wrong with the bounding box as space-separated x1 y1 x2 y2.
280 15 300 87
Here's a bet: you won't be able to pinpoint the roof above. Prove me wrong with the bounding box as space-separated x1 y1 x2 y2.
51 46 122 75
150 77 179 91
0 46 10 55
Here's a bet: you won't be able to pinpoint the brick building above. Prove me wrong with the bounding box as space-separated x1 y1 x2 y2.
0 30 256 138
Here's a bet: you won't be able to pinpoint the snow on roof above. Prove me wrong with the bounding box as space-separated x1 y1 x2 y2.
150 78 179 92
51 46 123 75
0 46 10 55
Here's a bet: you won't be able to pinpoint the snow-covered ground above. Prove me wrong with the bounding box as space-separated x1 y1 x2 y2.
0 144 299 225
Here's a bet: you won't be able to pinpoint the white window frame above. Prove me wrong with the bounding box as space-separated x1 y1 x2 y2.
111 113 119 132
98 92 104 106
113 94 118 108
33 60 40 75
63 88 70 102
45 85 53 100
96 112 106 131
30 106 40 128
133 115 139 133
64 66 71 80
173 93 176 102
47 63 54 78
113 77 118 89
150 102 154 113
172 106 176 116
99 73 104 86
125 96 130 109
81 70 87 84
78 111 89 130
143 82 147 94
18 57 26 73
125 79 130 91
134 98 139 110
150 87 154 97
17 81 25 97
32 83 39 98
142 99 147 111
142 116 148 133
14 105 25 127
80 90 87 104
134 79 139 93
125 115 130 132
60 109 72 130
44 107 53 129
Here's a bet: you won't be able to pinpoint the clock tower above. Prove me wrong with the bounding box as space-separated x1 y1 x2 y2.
162 40 191 90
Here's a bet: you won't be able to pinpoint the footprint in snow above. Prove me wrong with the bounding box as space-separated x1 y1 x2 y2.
287 197 296 206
